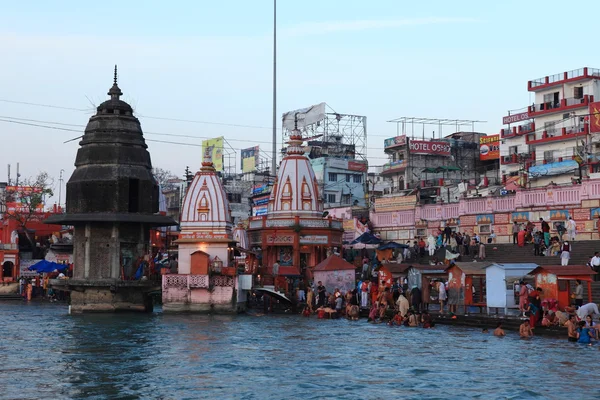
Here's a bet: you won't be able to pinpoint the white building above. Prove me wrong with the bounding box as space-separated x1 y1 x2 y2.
501 67 600 188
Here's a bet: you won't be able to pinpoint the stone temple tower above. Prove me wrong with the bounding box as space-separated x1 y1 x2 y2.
46 67 175 313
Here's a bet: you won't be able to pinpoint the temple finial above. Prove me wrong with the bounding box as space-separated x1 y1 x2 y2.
114 65 118 85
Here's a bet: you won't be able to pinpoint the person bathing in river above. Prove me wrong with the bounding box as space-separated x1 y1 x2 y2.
566 314 578 342
576 321 595 345
493 322 505 337
520 321 533 338
421 311 434 329
407 310 419 327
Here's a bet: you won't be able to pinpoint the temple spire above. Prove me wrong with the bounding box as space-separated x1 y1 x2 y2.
107 64 123 100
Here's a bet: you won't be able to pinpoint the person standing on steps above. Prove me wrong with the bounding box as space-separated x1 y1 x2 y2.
574 280 584 307
560 241 572 266
566 217 577 241
540 218 551 247
512 221 520 245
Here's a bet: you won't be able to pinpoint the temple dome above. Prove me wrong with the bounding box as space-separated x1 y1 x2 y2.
180 159 233 239
268 129 323 218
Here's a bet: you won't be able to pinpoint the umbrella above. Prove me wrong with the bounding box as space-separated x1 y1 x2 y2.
350 232 382 245
377 242 409 250
28 259 68 273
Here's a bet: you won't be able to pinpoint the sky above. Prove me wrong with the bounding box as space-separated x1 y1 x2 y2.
1 0 598 204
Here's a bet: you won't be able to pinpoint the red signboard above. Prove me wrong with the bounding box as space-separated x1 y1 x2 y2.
589 102 600 133
408 140 451 156
348 161 367 172
502 112 530 125
479 134 500 161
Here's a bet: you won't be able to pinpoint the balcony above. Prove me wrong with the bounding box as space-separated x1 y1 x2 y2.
501 122 535 139
501 152 536 165
526 124 589 145
528 67 600 91
381 160 406 175
528 95 593 117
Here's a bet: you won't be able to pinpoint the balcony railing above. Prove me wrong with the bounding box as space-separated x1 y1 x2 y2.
529 95 593 116
529 67 600 90
526 124 588 144
0 243 18 250
501 152 536 165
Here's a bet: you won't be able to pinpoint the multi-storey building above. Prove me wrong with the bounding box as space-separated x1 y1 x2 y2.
501 67 600 188
380 131 498 203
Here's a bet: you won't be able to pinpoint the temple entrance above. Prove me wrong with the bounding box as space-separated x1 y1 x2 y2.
2 261 14 280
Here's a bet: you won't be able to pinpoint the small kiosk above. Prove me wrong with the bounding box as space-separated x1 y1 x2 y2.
406 265 448 310
528 265 596 310
446 262 491 313
483 263 538 315
377 263 411 288
313 255 356 294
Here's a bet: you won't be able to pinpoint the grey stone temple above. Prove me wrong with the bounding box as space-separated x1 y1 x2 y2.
46 67 175 312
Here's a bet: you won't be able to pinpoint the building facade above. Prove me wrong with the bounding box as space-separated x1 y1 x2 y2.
501 67 600 188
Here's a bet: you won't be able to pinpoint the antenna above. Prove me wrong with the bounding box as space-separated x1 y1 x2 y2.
16 163 20 186
7 164 10 185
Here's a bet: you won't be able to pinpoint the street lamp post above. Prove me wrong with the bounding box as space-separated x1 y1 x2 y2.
271 0 277 176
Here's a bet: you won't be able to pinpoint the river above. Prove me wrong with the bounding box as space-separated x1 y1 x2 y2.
0 302 596 400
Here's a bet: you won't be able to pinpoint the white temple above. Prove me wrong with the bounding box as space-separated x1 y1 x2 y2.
162 151 251 313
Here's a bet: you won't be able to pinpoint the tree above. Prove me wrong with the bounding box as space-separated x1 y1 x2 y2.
0 171 54 250
152 168 179 192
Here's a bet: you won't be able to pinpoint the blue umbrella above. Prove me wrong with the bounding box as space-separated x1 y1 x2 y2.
28 259 68 273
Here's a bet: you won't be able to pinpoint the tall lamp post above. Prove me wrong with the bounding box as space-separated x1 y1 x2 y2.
271 0 277 176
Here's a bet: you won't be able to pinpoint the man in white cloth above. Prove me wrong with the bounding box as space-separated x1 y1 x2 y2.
566 217 577 241
576 302 600 321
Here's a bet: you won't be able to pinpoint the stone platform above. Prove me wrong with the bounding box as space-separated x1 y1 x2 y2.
50 279 159 313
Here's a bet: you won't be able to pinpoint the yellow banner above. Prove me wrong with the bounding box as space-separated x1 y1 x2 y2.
374 195 417 212
202 137 224 172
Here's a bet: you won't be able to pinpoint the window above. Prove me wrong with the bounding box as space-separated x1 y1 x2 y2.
479 224 491 234
574 86 584 99
128 178 140 213
345 174 351 182
353 174 362 184
227 193 242 203
509 145 518 155
328 173 337 182
327 194 336 203
543 150 555 162
544 121 556 136
342 194 351 204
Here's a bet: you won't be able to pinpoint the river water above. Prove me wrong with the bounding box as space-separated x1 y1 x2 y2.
0 302 596 400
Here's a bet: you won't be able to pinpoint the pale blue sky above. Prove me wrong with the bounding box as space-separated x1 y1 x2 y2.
0 0 597 200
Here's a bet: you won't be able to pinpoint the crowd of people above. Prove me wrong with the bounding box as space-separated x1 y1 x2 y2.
298 275 600 345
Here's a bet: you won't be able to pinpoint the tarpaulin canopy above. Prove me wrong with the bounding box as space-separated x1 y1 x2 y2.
28 259 68 273
377 242 409 250
350 232 382 245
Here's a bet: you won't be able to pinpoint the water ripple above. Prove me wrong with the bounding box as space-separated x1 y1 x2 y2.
0 301 596 399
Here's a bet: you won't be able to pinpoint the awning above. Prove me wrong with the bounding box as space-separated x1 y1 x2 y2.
422 166 461 173
254 288 292 304
528 160 578 178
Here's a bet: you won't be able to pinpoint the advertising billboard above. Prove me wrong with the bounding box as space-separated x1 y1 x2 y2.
282 102 326 130
374 195 417 212
590 102 600 133
479 134 500 161
202 137 224 172
241 146 260 173
384 135 407 149
408 140 451 156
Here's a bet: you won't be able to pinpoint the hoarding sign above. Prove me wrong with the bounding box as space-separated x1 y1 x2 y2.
202 137 224 172
374 195 417 212
282 102 326 130
479 134 500 161
241 146 260 173
299 235 328 245
502 112 530 125
590 102 600 133
328 159 348 170
384 135 407 149
348 161 368 172
408 140 451 156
